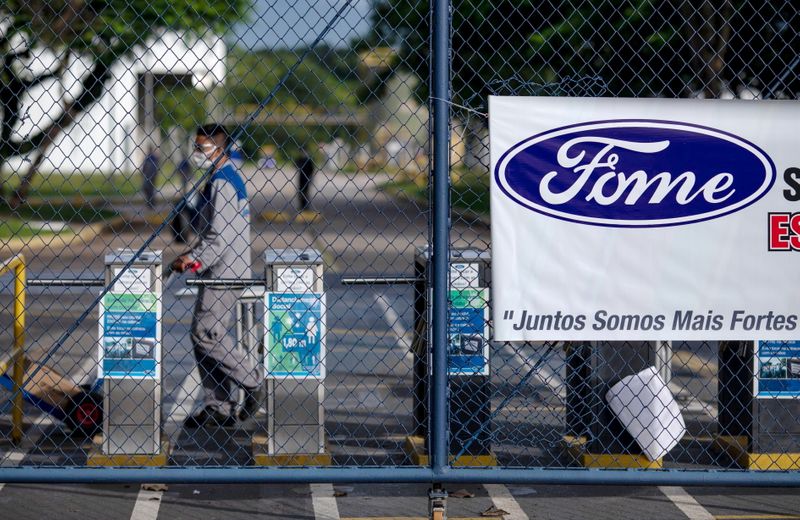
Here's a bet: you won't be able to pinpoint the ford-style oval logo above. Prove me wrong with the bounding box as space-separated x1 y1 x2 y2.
494 120 776 227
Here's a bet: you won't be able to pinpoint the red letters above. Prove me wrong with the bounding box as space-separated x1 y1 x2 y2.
769 212 800 251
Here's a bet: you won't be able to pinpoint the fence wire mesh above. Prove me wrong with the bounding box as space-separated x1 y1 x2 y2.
0 0 797 478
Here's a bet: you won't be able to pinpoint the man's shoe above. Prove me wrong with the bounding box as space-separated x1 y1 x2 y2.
239 386 265 422
183 406 236 428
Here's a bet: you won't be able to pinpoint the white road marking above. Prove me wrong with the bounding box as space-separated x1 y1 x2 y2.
130 487 163 520
484 484 529 520
130 369 196 520
311 483 341 520
659 486 714 520
0 414 54 491
374 293 412 360
668 381 718 419
502 343 566 400
164 366 202 443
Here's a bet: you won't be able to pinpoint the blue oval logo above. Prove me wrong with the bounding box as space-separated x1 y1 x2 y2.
494 120 776 227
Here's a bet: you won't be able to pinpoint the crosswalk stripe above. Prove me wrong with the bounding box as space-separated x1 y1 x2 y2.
374 293 413 360
311 483 341 520
484 483 529 520
130 487 163 520
659 486 714 520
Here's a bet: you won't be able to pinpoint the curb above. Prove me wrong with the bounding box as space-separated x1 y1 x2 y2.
102 212 171 234
0 212 169 257
0 222 105 257
260 210 323 224
382 185 491 228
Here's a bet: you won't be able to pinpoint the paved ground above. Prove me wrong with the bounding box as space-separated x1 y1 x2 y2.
0 165 798 518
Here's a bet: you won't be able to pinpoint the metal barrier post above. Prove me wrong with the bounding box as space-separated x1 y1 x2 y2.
431 4 452 512
89 249 165 465
1 254 26 444
11 257 25 445
565 343 591 442
409 248 494 466
253 248 328 465
715 341 800 469
236 289 265 384
563 341 670 468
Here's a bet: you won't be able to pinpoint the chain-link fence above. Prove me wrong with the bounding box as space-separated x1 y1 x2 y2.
0 0 799 488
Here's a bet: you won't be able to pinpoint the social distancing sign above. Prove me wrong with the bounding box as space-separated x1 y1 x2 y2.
490 96 800 341
265 292 326 379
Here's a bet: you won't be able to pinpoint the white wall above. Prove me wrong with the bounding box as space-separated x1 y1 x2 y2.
3 30 226 176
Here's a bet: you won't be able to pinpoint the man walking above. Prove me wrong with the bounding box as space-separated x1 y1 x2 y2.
170 124 261 427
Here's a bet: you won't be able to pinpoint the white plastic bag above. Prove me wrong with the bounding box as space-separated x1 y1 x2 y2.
605 366 686 461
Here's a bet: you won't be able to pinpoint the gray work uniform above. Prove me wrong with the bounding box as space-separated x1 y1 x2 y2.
189 162 258 416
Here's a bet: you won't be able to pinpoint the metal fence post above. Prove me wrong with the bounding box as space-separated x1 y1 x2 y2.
431 0 452 477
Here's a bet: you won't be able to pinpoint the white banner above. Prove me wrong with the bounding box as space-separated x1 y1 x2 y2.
490 96 800 341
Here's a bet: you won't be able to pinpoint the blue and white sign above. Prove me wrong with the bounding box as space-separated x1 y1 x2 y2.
98 268 161 379
265 292 326 379
496 121 774 228
491 97 800 341
754 341 800 398
448 287 489 376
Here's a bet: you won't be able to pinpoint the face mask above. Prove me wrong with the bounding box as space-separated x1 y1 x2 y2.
190 150 213 169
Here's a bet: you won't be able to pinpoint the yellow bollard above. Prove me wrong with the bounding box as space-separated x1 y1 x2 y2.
12 259 25 444
1 254 26 444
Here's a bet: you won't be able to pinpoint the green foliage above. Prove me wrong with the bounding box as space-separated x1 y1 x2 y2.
223 46 363 159
1 0 249 171
154 81 208 133
529 0 674 96
370 0 799 101
369 0 547 105
1 171 139 199
225 46 360 110
6 0 249 61
528 0 799 97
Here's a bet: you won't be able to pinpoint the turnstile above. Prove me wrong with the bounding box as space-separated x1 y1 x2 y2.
717 341 800 468
100 249 162 456
412 248 492 461
564 340 672 467
262 248 326 458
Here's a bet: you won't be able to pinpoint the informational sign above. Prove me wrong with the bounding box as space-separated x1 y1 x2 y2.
275 266 315 293
754 341 800 398
113 267 151 294
448 286 489 376
491 96 800 341
98 291 160 378
450 262 480 289
265 292 325 379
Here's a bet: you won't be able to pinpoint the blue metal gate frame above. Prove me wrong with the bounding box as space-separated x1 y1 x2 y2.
2 0 800 488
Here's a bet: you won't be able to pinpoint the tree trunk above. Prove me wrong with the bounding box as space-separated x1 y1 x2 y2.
682 0 734 98
10 58 109 206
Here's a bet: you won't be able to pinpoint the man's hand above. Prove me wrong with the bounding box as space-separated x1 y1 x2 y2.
171 255 194 273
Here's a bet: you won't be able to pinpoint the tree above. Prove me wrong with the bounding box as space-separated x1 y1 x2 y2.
1 0 247 203
369 0 554 107
368 0 570 168
225 46 360 111
529 1 799 98
368 0 799 164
